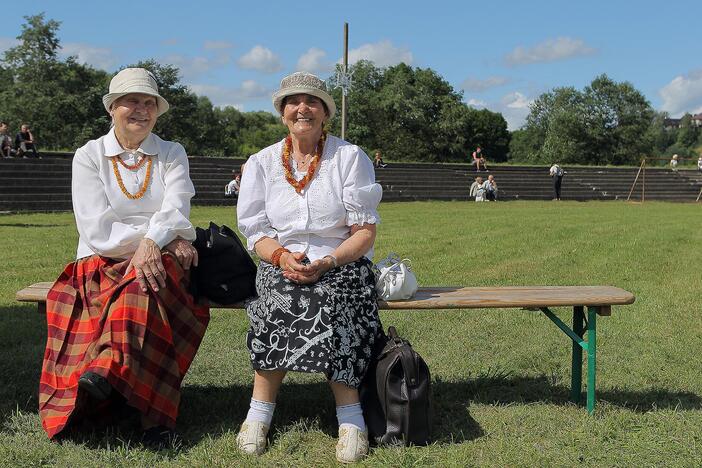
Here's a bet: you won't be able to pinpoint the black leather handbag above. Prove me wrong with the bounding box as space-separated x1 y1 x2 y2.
360 326 432 446
190 222 257 304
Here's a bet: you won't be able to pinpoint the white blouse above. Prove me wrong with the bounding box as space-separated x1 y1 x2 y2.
72 128 196 260
237 135 382 262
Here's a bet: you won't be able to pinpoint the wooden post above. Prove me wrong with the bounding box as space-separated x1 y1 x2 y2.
642 158 646 203
627 158 646 201
341 22 348 141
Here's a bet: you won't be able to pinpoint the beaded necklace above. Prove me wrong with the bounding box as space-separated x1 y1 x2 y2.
110 155 153 200
281 131 326 194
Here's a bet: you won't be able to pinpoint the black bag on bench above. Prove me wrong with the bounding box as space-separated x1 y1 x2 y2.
360 326 432 446
190 222 257 304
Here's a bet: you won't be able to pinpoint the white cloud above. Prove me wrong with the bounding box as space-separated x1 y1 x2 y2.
461 76 510 92
189 80 271 108
659 69 702 117
204 40 234 50
61 43 117 70
505 37 595 66
0 37 19 53
466 98 487 108
498 92 533 129
237 45 282 73
163 53 230 80
345 40 413 67
296 47 334 74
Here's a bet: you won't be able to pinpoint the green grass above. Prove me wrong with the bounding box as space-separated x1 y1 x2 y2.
1 201 701 466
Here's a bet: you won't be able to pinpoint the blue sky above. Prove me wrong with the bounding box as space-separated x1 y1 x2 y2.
2 0 701 129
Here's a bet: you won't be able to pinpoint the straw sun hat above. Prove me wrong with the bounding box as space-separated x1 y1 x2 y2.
102 68 170 117
272 72 336 119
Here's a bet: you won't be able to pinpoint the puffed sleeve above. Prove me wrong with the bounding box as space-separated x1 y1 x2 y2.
144 143 196 247
237 156 277 251
72 148 149 259
341 146 382 226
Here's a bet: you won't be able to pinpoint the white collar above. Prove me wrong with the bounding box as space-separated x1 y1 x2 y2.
103 127 158 157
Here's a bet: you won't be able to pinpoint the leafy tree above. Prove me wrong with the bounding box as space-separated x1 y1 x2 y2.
510 75 654 165
328 61 509 162
0 13 109 149
676 113 699 149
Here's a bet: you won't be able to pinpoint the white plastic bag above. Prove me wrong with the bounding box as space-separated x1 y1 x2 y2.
375 253 418 301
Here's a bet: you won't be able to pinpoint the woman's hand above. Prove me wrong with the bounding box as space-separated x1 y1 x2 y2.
165 238 198 270
126 238 166 292
281 252 334 285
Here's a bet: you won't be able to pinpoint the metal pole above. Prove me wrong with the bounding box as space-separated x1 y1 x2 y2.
341 22 348 141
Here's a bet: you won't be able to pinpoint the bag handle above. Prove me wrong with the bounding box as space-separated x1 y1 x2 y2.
376 258 412 286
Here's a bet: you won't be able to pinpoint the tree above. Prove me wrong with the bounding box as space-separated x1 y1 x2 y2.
510 75 654 165
0 13 109 149
676 114 699 149
328 61 509 162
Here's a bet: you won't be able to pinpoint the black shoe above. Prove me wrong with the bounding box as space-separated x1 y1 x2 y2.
142 426 178 448
78 371 113 401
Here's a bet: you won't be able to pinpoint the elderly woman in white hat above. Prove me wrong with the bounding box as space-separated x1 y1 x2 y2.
38 68 209 444
236 72 383 463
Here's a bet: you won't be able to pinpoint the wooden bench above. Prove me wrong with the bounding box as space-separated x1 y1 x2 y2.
16 283 634 414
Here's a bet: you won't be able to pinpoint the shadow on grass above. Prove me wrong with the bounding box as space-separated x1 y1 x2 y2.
3 303 699 449
0 223 69 228
0 305 46 426
179 380 484 445
465 372 702 413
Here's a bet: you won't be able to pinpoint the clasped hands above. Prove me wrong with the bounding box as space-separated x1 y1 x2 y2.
125 238 198 293
280 251 334 285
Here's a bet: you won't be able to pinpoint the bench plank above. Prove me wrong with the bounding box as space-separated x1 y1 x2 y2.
17 283 633 312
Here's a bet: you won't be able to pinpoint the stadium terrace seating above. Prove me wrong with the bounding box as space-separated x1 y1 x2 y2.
1 154 700 212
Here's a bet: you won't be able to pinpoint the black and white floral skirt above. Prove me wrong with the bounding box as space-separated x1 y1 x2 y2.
245 257 383 388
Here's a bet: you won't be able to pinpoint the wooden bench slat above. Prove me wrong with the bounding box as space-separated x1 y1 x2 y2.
17 283 634 311
378 286 634 310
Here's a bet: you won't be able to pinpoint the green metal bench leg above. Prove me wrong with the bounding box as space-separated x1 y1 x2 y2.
586 306 597 414
570 306 584 403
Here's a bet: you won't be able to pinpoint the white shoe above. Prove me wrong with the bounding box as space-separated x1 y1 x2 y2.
336 424 369 464
236 420 269 455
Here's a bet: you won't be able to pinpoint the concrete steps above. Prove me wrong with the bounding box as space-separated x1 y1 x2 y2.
2 157 702 212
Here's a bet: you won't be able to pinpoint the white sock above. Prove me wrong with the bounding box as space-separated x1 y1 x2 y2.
336 402 366 432
245 398 276 426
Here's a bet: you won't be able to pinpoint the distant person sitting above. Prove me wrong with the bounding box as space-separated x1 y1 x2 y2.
697 156 702 173
0 122 12 158
483 174 498 201
15 124 38 158
470 176 486 201
471 146 487 172
670 154 679 171
373 150 387 168
549 163 565 200
225 170 241 198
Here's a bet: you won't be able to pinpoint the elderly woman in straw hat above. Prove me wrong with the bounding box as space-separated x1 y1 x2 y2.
236 72 384 463
38 68 209 444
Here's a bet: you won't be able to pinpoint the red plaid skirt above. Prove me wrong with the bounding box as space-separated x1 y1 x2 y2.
39 254 209 438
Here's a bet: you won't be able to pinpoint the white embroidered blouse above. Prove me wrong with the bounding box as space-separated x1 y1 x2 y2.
72 128 196 260
237 134 382 262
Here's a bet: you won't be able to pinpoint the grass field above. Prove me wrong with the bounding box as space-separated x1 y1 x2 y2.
1 201 701 467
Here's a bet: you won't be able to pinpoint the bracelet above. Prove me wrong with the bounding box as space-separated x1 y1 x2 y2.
271 247 290 267
324 255 338 268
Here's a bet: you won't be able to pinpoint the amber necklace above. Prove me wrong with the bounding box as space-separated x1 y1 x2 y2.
110 155 153 200
281 131 326 194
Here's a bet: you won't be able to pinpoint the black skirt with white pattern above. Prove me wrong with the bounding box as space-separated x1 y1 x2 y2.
245 257 383 388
